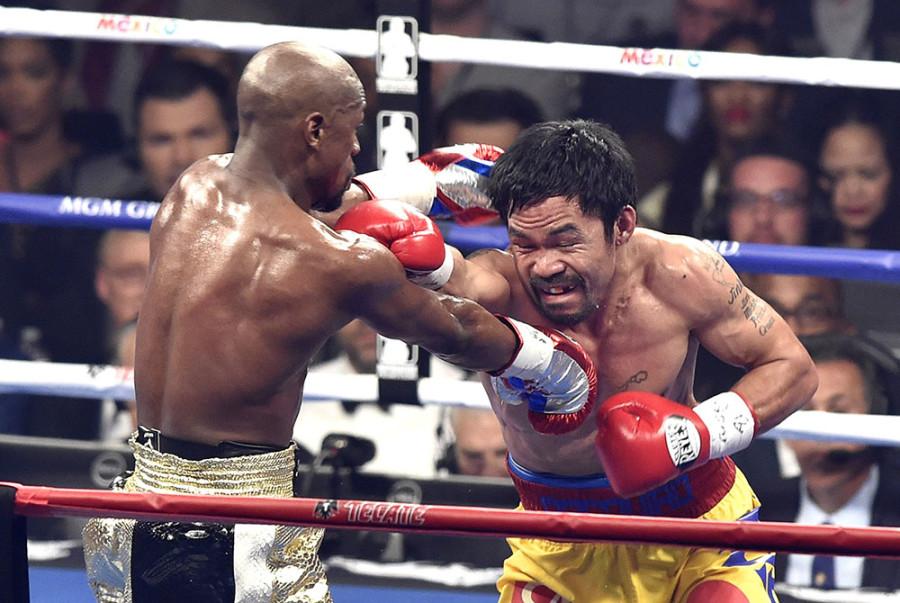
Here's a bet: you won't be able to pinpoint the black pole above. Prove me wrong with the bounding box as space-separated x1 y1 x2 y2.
374 0 433 407
0 485 29 603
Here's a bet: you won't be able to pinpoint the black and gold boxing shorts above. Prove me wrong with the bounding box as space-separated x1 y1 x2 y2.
83 430 331 603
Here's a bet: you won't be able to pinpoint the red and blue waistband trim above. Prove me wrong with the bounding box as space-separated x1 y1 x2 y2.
507 455 738 518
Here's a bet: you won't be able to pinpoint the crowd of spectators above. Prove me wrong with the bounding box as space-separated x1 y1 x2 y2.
1 0 899 590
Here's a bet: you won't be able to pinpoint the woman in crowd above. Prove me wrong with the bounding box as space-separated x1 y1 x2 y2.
817 94 900 250
650 22 795 236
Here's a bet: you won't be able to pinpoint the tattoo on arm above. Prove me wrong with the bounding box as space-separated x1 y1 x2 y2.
738 292 775 336
616 370 649 391
701 252 733 287
701 248 752 310
727 279 744 305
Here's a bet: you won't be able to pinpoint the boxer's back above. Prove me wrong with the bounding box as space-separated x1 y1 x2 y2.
135 155 351 446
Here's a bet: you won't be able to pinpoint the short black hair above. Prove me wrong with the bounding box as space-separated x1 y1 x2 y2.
726 135 815 187
133 59 234 132
41 37 73 71
489 119 636 240
800 333 895 415
436 88 544 146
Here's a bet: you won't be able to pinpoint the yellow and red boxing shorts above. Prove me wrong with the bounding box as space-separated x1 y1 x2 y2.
500 456 777 603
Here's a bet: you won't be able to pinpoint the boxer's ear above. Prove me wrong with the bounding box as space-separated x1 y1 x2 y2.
614 206 637 246
306 113 325 147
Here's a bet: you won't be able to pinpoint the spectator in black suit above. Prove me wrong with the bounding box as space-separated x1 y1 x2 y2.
757 333 900 594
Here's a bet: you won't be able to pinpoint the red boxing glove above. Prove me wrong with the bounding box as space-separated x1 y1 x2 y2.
595 391 757 498
335 199 453 289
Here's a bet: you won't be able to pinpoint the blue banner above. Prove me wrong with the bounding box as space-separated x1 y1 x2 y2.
3 192 900 283
0 192 156 230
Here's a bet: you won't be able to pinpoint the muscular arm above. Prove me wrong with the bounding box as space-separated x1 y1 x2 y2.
440 247 515 314
666 239 818 430
341 234 517 372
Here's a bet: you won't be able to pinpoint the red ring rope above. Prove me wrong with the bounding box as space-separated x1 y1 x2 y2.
6 482 899 558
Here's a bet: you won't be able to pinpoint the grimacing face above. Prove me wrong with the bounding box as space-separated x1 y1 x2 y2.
507 196 614 326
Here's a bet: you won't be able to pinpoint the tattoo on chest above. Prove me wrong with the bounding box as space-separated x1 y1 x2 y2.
616 370 649 391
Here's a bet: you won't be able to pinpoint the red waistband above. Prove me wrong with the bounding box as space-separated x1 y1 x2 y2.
509 457 736 518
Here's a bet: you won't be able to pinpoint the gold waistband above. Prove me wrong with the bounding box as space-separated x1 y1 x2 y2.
125 435 296 498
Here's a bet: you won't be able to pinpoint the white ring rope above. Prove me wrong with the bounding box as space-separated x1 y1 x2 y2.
0 6 377 57
775 584 900 603
2 358 899 448
2 6 900 90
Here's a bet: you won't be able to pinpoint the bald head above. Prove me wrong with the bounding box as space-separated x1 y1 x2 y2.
450 407 508 478
237 41 363 132
233 42 365 210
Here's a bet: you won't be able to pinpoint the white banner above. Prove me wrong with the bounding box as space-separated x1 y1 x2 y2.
2 6 900 90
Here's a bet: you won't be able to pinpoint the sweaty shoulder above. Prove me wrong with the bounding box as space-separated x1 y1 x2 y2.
469 247 515 276
323 227 408 303
151 154 235 236
636 228 735 324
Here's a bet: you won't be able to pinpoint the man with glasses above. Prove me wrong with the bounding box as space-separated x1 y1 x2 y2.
724 142 815 245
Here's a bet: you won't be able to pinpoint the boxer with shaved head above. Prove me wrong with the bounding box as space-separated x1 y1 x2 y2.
83 42 594 602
